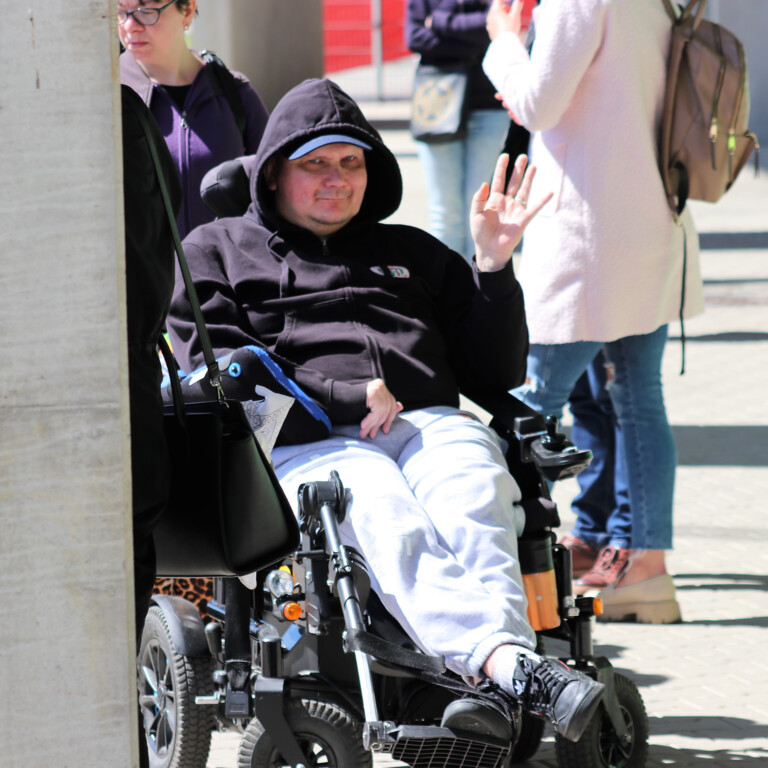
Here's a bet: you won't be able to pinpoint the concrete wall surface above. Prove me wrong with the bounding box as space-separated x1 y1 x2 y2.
193 0 324 110
0 3 137 767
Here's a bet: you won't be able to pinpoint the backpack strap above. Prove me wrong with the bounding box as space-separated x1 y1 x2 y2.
200 50 247 144
660 0 677 22
661 1 708 30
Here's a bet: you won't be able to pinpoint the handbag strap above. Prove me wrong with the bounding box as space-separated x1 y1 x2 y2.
134 104 226 403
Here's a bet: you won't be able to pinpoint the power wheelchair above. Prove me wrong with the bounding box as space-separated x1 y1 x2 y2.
138 160 649 768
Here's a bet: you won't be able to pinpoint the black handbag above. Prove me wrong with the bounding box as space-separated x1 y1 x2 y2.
410 62 471 143
135 106 300 577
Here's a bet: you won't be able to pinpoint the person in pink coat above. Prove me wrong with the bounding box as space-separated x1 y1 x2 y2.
483 0 705 623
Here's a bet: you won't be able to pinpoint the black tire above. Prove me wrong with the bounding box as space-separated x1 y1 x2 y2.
509 709 546 763
138 605 216 768
554 673 648 768
237 698 373 768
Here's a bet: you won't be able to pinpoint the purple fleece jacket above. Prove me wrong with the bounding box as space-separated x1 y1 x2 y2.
121 51 269 239
167 79 528 441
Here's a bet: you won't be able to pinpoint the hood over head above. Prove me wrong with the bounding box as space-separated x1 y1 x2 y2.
250 79 402 227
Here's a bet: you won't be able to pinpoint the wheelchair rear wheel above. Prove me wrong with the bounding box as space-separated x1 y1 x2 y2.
554 673 648 768
138 606 216 768
237 697 373 768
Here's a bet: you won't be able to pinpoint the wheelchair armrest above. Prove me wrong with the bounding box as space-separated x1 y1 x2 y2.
467 389 547 436
467 390 592 483
529 436 592 483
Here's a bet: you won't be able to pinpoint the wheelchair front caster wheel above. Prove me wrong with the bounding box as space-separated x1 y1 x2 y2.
237 697 372 768
554 673 648 768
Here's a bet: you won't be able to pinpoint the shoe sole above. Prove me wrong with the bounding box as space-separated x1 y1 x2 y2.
573 581 609 595
598 599 682 624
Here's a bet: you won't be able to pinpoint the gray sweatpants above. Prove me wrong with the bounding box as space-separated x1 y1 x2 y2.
271 406 536 679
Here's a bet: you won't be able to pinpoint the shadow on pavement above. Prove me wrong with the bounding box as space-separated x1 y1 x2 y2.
673 425 768 466
522 736 768 767
675 573 768 591
648 713 768 738
648 746 768 766
699 231 768 249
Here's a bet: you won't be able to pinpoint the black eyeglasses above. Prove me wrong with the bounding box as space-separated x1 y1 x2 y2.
117 0 179 26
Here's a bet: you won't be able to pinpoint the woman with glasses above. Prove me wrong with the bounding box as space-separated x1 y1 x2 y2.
119 0 269 239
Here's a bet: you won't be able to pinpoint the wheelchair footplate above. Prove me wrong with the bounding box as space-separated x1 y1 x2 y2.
366 722 511 768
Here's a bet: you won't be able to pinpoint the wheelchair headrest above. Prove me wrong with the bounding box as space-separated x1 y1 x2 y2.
200 155 254 218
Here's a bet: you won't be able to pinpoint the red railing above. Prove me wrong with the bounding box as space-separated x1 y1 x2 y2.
324 0 410 73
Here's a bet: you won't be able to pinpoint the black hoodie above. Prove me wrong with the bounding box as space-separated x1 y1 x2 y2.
168 78 528 441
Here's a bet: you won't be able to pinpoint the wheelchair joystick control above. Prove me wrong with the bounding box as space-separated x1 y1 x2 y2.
542 415 567 450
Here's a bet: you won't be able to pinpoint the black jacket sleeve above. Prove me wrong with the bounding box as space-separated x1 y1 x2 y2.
438 252 529 397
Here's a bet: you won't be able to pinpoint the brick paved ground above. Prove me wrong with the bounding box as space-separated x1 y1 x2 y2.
205 103 768 768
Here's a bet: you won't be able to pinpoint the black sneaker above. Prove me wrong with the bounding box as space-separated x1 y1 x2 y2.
510 656 604 742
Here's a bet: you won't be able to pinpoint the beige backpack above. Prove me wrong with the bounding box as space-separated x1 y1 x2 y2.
659 0 759 217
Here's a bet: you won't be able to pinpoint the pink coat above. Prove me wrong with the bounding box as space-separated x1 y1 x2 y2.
483 0 704 344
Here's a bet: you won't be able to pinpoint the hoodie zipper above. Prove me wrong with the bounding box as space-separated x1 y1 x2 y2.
324 235 384 380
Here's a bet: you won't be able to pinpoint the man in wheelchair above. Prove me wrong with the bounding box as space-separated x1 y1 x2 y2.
166 77 604 744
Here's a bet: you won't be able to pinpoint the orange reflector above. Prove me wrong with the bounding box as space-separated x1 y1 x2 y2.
593 597 604 615
282 602 302 621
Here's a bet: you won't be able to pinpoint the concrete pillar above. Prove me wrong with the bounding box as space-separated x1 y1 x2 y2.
0 4 137 768
193 0 324 110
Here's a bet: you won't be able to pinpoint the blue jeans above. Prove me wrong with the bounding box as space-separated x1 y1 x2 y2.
417 109 510 260
512 325 676 550
568 352 632 550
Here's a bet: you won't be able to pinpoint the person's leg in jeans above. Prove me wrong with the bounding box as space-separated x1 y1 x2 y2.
512 342 617 577
512 342 604 422
569 351 632 550
460 109 511 257
600 325 681 622
416 138 465 255
568 352 632 591
603 325 676 574
417 109 508 261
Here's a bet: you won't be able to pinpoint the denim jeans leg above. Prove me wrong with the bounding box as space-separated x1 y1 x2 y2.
416 138 465 255
461 109 511 257
569 356 615 549
606 411 632 548
603 325 676 550
512 341 604 421
512 341 631 549
569 352 632 549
